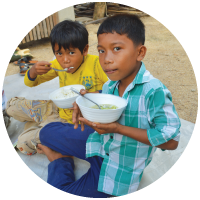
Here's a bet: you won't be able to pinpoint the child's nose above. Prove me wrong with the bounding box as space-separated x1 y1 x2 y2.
64 56 70 63
104 51 113 64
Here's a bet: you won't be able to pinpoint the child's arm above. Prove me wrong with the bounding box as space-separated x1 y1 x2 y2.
77 86 180 150
24 61 58 87
78 118 178 150
29 61 52 79
72 102 178 150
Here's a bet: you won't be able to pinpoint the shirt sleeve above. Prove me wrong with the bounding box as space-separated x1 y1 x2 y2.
24 61 58 87
172 131 181 141
146 87 181 146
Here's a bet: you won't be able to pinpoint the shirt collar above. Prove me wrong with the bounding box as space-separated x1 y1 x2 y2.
107 62 150 94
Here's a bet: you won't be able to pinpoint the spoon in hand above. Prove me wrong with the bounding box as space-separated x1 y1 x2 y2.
51 67 74 72
70 87 101 109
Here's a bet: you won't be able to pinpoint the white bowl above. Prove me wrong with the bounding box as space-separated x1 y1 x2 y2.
49 84 85 109
76 93 128 123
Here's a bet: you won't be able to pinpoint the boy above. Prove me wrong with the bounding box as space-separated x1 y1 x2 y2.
37 14 181 197
6 20 108 155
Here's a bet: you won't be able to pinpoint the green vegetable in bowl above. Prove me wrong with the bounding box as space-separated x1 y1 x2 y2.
91 104 118 110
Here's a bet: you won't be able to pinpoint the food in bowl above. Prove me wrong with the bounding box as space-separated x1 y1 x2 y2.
76 93 128 123
54 89 78 99
91 104 118 110
49 84 85 109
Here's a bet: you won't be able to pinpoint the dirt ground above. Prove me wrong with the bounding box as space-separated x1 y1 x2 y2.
5 16 198 124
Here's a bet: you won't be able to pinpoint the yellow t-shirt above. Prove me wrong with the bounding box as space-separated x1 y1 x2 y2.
24 54 108 124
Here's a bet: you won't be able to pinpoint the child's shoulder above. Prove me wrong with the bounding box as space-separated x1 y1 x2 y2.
50 57 59 65
83 54 100 68
85 54 99 62
142 70 169 97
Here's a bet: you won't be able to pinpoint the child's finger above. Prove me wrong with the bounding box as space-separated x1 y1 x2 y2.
91 122 101 127
38 61 52 66
80 89 88 95
81 121 85 131
80 112 85 131
79 117 94 127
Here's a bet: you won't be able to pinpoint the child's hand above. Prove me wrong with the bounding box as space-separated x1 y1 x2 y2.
79 117 120 134
72 102 85 131
80 89 88 95
29 61 52 79
71 90 95 131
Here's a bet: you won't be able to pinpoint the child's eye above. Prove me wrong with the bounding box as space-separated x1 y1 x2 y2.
69 52 75 55
114 47 121 51
56 52 62 56
98 49 104 54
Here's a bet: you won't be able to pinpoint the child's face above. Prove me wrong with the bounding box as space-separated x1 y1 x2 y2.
54 43 88 73
97 32 146 82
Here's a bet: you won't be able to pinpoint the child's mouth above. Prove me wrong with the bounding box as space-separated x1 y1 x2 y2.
66 67 74 72
105 69 117 74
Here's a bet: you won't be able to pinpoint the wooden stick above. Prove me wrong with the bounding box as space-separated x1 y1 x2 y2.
49 15 54 30
93 2 107 20
29 30 33 41
45 17 51 36
42 19 48 38
25 33 30 43
35 24 41 40
32 26 38 40
53 12 58 26
21 37 26 44
39 21 44 38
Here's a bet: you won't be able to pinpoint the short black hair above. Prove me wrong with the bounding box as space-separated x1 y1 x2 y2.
50 20 88 54
97 14 145 46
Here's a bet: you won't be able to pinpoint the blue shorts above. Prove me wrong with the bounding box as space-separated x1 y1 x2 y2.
40 122 111 198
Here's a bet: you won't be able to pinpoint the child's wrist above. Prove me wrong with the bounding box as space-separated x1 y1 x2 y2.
29 68 37 79
116 123 123 134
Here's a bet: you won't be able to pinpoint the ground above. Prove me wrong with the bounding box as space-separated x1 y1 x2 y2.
5 16 197 123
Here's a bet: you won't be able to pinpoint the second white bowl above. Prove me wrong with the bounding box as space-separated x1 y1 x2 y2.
49 84 85 109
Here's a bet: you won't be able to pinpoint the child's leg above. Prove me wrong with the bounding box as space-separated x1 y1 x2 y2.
39 122 95 160
39 122 111 197
7 98 61 155
6 97 53 123
48 156 110 197
17 124 42 155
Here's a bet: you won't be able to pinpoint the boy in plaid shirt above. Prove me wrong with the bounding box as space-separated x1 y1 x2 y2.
38 14 181 197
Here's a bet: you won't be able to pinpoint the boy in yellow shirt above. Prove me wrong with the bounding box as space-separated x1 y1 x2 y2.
6 20 108 155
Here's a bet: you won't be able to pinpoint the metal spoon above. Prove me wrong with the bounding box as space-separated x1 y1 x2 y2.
70 87 101 109
51 67 74 72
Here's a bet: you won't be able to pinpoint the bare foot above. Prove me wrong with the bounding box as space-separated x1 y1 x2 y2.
37 145 45 154
37 144 73 162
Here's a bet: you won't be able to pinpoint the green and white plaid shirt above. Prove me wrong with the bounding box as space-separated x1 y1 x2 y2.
86 62 181 196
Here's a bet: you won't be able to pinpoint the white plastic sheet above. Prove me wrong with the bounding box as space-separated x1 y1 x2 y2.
3 74 194 189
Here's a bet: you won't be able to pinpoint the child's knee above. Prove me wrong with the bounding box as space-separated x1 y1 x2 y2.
6 97 27 122
39 125 49 143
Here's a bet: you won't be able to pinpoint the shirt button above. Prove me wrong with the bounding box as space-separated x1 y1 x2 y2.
106 153 109 156
110 136 113 139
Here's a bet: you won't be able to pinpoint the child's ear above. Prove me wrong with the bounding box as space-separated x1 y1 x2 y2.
83 44 89 56
137 45 147 61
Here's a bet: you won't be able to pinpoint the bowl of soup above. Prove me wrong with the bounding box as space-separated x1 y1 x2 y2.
76 93 128 123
